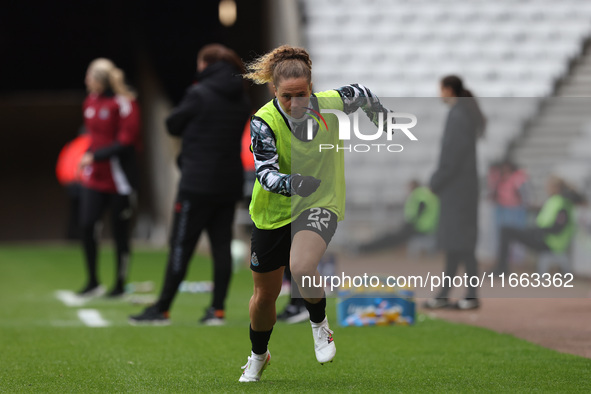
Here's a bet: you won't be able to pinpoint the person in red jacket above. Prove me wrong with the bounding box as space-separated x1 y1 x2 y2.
77 58 141 297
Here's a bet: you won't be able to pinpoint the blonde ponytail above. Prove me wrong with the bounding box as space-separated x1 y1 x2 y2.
244 45 312 85
87 58 136 99
109 67 136 100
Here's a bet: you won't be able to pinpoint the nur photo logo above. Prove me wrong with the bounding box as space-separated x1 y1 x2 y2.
305 109 419 153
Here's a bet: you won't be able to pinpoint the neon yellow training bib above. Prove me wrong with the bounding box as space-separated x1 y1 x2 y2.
404 187 439 234
536 194 574 252
249 90 346 230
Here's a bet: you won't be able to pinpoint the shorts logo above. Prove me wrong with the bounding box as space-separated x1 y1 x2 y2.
251 252 259 267
307 221 322 231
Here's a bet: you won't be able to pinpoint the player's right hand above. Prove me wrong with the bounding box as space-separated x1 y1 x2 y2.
292 174 321 197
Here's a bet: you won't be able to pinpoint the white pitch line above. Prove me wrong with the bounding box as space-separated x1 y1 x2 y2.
55 290 87 307
77 309 110 327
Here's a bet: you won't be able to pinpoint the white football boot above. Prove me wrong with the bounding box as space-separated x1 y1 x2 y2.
311 317 336 364
239 350 271 382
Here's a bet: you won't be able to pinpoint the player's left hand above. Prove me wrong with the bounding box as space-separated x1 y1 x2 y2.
79 152 94 168
292 175 321 197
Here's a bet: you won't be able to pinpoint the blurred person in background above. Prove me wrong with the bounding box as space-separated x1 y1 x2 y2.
238 45 391 382
424 75 485 311
487 158 530 264
129 44 250 326
357 179 439 253
276 265 308 324
494 176 584 274
77 58 141 297
56 128 91 240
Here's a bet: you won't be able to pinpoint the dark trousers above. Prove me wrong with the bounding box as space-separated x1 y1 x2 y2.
438 250 479 299
80 187 132 289
358 223 417 253
495 226 549 274
66 184 82 240
156 191 236 312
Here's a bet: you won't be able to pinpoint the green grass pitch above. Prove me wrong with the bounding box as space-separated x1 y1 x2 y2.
1 245 590 392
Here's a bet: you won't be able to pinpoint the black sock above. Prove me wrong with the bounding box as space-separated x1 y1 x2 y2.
290 296 305 307
304 297 326 323
114 251 129 291
250 325 273 355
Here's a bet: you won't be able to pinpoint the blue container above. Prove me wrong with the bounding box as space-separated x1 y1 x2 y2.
336 290 416 326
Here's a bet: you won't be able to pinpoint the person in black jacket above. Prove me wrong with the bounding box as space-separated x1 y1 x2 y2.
424 75 485 310
130 44 251 325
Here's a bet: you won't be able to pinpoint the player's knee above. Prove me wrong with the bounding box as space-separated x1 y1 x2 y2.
252 287 278 308
290 263 315 283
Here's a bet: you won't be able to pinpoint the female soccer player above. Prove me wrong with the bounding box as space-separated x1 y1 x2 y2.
78 58 141 297
239 45 390 382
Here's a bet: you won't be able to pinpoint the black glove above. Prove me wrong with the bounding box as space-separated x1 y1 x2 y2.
291 174 321 197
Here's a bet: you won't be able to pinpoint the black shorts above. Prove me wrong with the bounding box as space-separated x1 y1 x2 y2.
250 208 338 273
